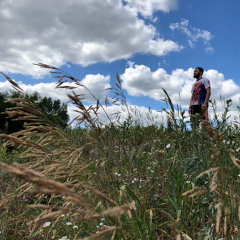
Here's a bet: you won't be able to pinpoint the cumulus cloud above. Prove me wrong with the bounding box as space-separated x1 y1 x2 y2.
120 64 240 117
0 73 110 103
169 18 214 51
0 0 182 77
68 103 166 126
123 0 178 17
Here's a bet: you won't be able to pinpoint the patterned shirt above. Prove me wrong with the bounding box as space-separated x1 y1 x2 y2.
191 78 211 106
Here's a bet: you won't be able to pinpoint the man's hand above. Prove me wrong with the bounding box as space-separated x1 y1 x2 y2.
202 103 207 109
188 106 191 114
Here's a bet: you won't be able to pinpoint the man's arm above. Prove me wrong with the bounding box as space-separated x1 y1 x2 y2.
189 95 193 113
202 87 211 109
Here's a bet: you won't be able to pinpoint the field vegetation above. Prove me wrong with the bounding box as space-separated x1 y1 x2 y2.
0 65 239 240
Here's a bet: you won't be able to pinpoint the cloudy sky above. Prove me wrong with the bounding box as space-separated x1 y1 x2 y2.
0 0 239 125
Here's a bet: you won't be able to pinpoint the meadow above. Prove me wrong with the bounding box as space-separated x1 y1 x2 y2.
0 65 239 240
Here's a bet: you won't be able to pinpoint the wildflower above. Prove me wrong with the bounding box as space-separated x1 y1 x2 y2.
58 236 69 240
99 222 103 226
166 144 171 148
73 225 78 229
43 222 51 228
186 181 191 184
236 148 240 152
118 174 121 177
61 214 65 217
115 172 118 175
66 222 72 226
238 174 240 177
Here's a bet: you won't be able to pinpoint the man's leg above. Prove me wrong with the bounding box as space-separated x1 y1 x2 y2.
202 107 208 121
190 105 202 129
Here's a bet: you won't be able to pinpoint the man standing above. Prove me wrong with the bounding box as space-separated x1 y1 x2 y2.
189 67 211 121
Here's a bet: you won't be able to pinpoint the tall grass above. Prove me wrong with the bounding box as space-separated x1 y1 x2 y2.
0 65 239 239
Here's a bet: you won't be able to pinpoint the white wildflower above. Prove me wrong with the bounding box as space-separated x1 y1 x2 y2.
43 222 51 228
59 236 69 240
66 222 72 226
73 225 78 229
166 144 171 148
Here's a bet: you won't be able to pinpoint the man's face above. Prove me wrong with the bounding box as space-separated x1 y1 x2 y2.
193 68 201 78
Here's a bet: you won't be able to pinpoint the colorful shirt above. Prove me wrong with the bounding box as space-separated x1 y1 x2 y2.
191 78 210 106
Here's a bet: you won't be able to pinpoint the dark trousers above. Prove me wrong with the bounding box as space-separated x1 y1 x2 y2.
190 105 208 121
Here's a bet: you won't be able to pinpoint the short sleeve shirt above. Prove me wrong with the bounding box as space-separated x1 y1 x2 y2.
191 78 210 106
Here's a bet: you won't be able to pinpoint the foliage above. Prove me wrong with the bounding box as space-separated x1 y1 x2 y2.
0 66 239 240
0 91 69 134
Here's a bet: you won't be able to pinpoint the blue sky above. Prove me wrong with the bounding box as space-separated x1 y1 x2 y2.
0 0 239 125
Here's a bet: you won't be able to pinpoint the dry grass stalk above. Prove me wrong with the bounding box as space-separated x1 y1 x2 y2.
201 120 217 139
228 150 240 169
81 226 122 240
182 187 201 196
81 184 118 206
210 170 218 192
239 206 240 221
0 72 25 94
224 215 227 236
176 233 192 240
0 163 88 205
189 190 207 198
75 201 135 221
161 88 177 130
0 161 131 238
216 202 223 233
197 167 219 178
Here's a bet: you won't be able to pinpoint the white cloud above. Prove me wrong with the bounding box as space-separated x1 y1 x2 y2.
68 102 166 126
0 0 182 77
205 46 214 53
123 0 178 17
170 18 214 49
0 74 110 103
120 64 240 118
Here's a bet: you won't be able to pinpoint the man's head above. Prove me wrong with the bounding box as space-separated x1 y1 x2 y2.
194 67 204 79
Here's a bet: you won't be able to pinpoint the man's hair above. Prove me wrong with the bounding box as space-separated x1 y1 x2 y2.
195 67 204 75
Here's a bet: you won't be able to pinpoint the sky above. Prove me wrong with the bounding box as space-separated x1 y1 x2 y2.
0 0 240 126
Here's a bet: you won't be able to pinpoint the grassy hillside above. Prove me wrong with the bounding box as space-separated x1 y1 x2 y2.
0 67 239 240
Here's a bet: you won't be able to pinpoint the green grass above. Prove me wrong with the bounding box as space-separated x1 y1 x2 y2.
0 67 239 239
